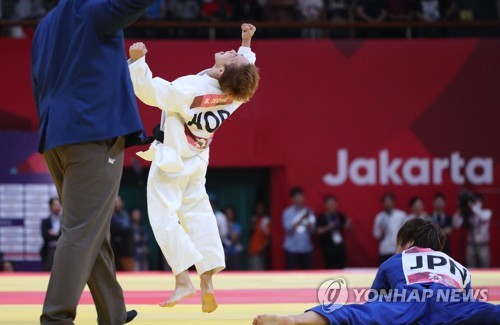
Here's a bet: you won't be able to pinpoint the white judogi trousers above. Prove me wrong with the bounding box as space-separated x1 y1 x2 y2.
147 154 225 276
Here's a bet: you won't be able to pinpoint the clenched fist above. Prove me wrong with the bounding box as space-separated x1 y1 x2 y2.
129 42 148 61
241 23 256 42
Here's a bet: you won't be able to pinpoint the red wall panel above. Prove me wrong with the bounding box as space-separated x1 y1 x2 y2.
1 38 499 268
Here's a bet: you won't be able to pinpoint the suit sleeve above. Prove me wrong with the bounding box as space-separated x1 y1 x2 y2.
85 0 155 35
128 56 186 112
40 219 50 241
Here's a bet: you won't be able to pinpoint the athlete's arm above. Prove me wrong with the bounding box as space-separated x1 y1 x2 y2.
370 263 391 295
239 23 256 64
128 42 185 112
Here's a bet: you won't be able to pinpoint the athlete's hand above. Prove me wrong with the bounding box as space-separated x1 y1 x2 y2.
241 23 256 47
129 42 148 61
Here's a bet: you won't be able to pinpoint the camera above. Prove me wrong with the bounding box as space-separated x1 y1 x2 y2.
457 189 476 229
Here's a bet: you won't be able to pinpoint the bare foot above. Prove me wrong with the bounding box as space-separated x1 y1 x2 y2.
253 315 296 325
160 271 196 307
200 272 218 313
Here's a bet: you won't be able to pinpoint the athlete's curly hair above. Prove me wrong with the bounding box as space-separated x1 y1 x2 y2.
219 63 260 103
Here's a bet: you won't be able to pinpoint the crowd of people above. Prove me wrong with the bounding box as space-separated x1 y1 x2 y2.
0 186 492 272
282 187 492 270
1 0 498 38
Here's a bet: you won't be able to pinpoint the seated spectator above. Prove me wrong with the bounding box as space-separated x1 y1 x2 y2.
9 0 46 38
324 0 354 22
282 187 316 270
223 206 243 270
130 208 150 271
40 197 62 271
169 0 201 20
373 193 407 265
143 0 167 21
298 0 325 38
315 195 351 269
201 0 233 21
413 0 457 22
110 196 135 271
356 0 387 22
408 196 430 220
298 0 324 21
385 0 412 20
233 0 265 21
248 202 271 270
0 252 15 272
430 193 452 255
268 0 298 21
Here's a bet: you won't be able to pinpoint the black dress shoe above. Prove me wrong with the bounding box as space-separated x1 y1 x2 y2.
125 310 138 324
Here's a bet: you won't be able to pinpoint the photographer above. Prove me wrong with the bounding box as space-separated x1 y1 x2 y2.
453 190 492 268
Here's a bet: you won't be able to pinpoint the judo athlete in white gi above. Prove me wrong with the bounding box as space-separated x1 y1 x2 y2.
128 24 260 313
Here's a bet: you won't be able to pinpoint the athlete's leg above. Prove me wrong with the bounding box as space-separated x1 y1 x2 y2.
178 156 225 312
147 162 202 307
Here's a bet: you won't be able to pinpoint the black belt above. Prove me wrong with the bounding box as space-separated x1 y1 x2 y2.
151 124 164 143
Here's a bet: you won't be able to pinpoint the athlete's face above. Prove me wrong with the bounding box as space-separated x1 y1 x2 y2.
214 50 249 67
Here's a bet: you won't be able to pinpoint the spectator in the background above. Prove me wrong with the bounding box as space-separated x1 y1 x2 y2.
408 196 430 220
413 0 457 22
233 0 265 21
0 252 15 272
138 0 167 37
315 195 351 269
169 0 201 20
143 0 167 20
356 0 387 22
431 193 453 255
110 196 135 271
385 0 412 20
298 0 325 38
454 192 492 268
201 0 233 21
40 197 62 271
210 194 229 248
413 0 457 37
9 0 46 38
223 206 243 270
248 202 271 270
324 0 354 22
373 193 407 265
282 187 316 270
268 0 297 21
130 208 150 271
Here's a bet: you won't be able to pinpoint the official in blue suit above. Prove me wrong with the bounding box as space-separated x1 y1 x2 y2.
31 0 154 322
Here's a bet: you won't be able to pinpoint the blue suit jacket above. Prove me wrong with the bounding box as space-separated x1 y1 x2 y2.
31 0 154 153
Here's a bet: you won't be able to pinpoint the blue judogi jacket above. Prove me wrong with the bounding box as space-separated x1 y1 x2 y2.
31 0 154 153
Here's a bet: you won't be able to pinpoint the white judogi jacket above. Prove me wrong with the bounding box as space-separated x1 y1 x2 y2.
128 47 256 172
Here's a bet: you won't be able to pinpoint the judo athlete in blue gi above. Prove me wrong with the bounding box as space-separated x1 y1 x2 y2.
253 218 500 325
